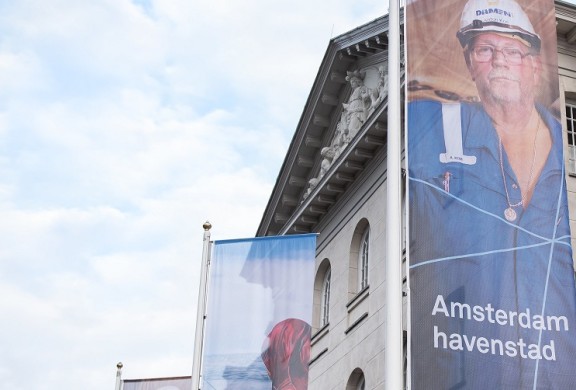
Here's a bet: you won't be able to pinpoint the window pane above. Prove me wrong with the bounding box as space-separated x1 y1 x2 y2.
321 269 331 326
568 106 575 146
359 229 370 290
567 103 576 174
357 376 365 390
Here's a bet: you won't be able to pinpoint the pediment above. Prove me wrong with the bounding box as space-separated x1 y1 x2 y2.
257 15 398 236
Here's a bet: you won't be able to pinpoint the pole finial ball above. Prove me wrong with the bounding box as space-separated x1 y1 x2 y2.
117 362 123 369
203 221 212 231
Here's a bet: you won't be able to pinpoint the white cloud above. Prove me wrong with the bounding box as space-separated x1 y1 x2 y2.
0 0 385 388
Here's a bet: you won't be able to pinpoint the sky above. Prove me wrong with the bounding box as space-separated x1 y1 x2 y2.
0 1 386 389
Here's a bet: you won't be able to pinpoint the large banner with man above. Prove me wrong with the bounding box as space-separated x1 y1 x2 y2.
406 0 576 388
200 234 316 390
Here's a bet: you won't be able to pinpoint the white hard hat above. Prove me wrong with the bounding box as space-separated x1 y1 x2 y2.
456 0 541 51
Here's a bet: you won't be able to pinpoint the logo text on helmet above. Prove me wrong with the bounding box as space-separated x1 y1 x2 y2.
476 8 512 17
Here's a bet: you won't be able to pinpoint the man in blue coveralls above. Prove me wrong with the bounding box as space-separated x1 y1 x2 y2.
408 0 576 388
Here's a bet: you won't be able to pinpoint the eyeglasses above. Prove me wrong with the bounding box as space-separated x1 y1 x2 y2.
471 45 533 65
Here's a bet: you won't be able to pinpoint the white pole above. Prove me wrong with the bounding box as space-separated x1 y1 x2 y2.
115 362 123 390
385 0 404 388
191 221 212 390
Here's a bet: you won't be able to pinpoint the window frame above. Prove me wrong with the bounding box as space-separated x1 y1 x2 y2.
565 102 576 175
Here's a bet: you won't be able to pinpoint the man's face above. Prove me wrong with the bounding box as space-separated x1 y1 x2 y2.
466 33 541 106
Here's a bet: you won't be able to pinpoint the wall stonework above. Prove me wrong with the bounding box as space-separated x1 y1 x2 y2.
310 157 387 390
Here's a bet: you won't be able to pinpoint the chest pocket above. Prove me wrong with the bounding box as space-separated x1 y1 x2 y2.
427 165 465 209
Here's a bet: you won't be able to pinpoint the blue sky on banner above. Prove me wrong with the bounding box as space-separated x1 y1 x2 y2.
0 1 385 389
206 235 316 355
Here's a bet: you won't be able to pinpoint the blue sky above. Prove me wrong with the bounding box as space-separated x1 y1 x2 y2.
0 0 385 388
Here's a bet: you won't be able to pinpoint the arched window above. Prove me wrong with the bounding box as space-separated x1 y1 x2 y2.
349 219 371 296
346 368 366 390
321 268 331 327
314 259 331 330
359 228 370 290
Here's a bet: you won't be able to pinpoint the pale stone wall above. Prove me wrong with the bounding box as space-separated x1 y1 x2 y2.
309 152 388 390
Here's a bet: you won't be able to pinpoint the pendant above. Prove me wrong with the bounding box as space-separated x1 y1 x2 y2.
504 207 517 222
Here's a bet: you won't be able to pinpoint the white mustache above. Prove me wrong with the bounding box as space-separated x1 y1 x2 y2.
488 71 519 82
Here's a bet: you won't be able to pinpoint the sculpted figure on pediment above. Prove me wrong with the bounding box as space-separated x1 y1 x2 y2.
330 111 348 161
319 146 336 179
341 70 372 142
300 147 334 204
302 177 319 201
369 65 388 115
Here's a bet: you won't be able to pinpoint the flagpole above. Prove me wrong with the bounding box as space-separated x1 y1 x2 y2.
115 362 123 390
192 221 212 390
385 0 404 388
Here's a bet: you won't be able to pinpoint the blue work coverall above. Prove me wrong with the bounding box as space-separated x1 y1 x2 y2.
408 100 576 389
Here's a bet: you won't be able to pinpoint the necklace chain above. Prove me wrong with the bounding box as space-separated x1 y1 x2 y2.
497 114 540 210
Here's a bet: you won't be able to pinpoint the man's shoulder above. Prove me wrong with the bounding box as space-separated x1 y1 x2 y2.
407 99 443 126
408 99 442 111
407 99 485 156
407 100 446 153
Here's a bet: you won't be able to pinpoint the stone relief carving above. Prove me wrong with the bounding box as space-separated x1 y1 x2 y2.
319 146 336 179
301 65 388 203
302 177 319 201
302 147 334 201
330 112 348 161
369 66 388 115
342 70 372 142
